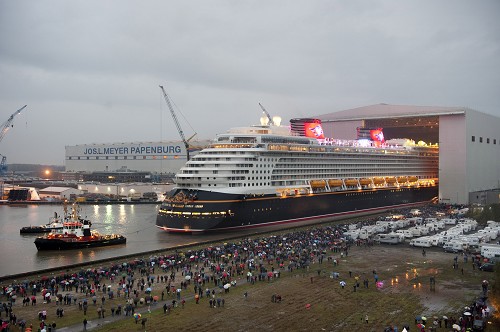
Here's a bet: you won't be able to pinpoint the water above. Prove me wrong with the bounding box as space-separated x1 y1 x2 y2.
0 203 243 277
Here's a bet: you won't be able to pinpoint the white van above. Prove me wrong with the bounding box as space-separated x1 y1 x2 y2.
480 244 500 259
409 238 432 248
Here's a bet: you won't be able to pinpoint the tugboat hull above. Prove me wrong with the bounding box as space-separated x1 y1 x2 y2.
34 235 126 250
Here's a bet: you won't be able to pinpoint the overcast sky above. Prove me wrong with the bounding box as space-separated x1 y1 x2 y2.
1 0 499 165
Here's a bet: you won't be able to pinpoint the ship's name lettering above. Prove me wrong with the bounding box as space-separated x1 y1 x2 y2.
83 145 182 155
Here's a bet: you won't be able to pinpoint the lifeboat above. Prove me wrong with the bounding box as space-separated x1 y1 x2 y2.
397 176 407 183
344 179 359 186
328 179 343 187
310 180 326 188
385 177 397 184
373 177 385 185
408 176 418 182
359 178 372 186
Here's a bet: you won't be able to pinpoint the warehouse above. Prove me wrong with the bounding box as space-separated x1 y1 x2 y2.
314 104 500 205
38 186 83 201
65 140 208 175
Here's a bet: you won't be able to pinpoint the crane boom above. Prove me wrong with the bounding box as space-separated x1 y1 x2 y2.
258 103 274 126
0 105 27 143
159 86 193 161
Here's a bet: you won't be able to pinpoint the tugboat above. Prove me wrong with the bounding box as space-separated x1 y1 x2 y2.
34 204 126 250
20 212 64 234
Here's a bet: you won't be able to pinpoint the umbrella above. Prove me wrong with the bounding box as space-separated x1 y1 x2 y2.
185 275 191 280
153 296 159 301
224 283 231 289
133 313 141 319
452 324 460 331
44 293 51 297
464 312 472 316
442 315 448 319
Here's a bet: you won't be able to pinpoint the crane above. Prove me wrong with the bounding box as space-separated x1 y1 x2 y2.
0 105 27 175
1 105 27 142
259 102 274 126
159 86 196 161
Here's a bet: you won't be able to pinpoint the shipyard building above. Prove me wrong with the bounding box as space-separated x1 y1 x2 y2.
64 104 500 205
64 141 209 182
314 104 500 205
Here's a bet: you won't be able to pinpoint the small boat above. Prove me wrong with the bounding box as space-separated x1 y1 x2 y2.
344 179 359 186
20 213 64 234
34 205 126 250
359 178 372 186
310 180 326 188
328 179 343 187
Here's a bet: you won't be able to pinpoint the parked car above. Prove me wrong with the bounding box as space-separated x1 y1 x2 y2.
479 263 495 272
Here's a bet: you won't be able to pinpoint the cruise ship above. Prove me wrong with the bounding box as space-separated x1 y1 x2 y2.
156 117 439 232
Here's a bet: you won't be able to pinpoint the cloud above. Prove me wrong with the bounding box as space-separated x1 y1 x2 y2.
0 0 499 164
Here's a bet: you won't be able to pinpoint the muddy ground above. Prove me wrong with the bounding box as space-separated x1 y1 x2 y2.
2 240 497 332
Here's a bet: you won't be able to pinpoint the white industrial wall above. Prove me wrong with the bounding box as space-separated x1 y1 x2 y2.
323 120 363 139
465 110 500 197
65 142 188 174
438 114 467 204
77 183 175 198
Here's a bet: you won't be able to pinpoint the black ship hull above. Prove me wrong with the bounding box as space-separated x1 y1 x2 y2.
156 185 438 233
20 226 52 234
34 236 126 250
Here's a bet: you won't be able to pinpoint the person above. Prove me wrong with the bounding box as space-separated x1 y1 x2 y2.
83 318 87 331
365 314 369 323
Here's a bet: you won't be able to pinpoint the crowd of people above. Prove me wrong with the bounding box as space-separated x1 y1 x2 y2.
0 205 494 331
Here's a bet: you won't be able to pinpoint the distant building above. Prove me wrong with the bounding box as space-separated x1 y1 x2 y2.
38 186 83 201
65 140 209 175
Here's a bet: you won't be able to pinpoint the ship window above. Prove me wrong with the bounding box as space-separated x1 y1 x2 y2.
487 138 490 144
480 137 483 143
494 139 497 144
